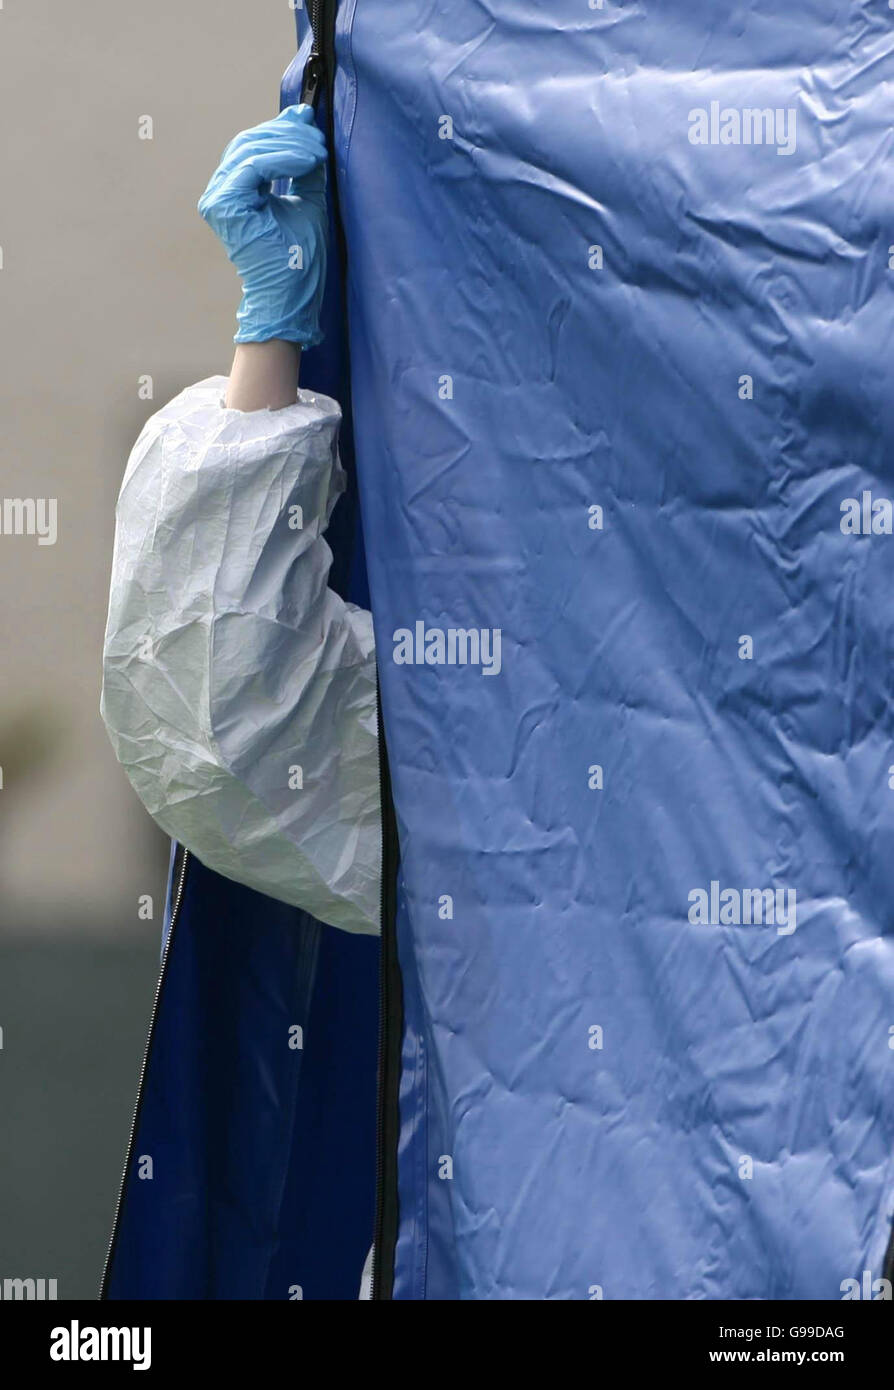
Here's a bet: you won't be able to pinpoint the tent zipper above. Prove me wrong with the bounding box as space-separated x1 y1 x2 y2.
370 686 402 1298
300 0 325 107
98 844 191 1298
305 0 404 1298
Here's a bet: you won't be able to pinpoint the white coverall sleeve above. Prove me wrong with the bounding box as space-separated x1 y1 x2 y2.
100 375 381 936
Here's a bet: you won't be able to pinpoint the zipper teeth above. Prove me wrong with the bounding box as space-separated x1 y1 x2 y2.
98 846 191 1298
300 2 325 108
308 0 323 54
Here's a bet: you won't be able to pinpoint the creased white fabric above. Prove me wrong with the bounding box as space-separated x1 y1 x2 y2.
101 376 380 935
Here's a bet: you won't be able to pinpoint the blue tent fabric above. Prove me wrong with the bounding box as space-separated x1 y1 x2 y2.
336 1 894 1299
105 4 894 1299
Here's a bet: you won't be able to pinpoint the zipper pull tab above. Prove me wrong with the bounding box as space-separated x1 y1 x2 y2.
300 50 324 108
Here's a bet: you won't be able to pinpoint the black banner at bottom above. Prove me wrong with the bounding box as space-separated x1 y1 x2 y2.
0 1297 889 1375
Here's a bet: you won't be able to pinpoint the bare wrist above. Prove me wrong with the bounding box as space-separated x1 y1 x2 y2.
225 341 302 412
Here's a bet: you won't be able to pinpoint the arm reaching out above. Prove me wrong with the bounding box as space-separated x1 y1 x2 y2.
100 108 381 935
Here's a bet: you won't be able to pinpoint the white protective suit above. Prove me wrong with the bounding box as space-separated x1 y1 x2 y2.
101 376 381 935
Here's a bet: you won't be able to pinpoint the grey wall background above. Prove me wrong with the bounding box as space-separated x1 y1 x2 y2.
0 0 299 1298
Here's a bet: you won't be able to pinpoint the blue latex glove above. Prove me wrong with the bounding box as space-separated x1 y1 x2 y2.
198 105 328 347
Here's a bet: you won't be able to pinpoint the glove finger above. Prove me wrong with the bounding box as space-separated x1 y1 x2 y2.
206 141 326 209
277 102 319 127
223 147 327 195
198 108 325 221
200 143 328 219
214 108 325 173
211 139 326 197
220 120 326 162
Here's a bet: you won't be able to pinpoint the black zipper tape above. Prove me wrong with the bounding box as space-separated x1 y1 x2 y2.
309 0 404 1299
883 1221 894 1287
371 682 403 1299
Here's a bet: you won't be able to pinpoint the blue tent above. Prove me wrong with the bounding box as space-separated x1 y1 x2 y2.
103 1 894 1299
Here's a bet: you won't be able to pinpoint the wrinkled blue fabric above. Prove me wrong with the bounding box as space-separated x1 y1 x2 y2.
336 0 894 1298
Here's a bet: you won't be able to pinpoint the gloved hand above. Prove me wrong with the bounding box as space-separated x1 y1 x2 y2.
198 105 329 347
